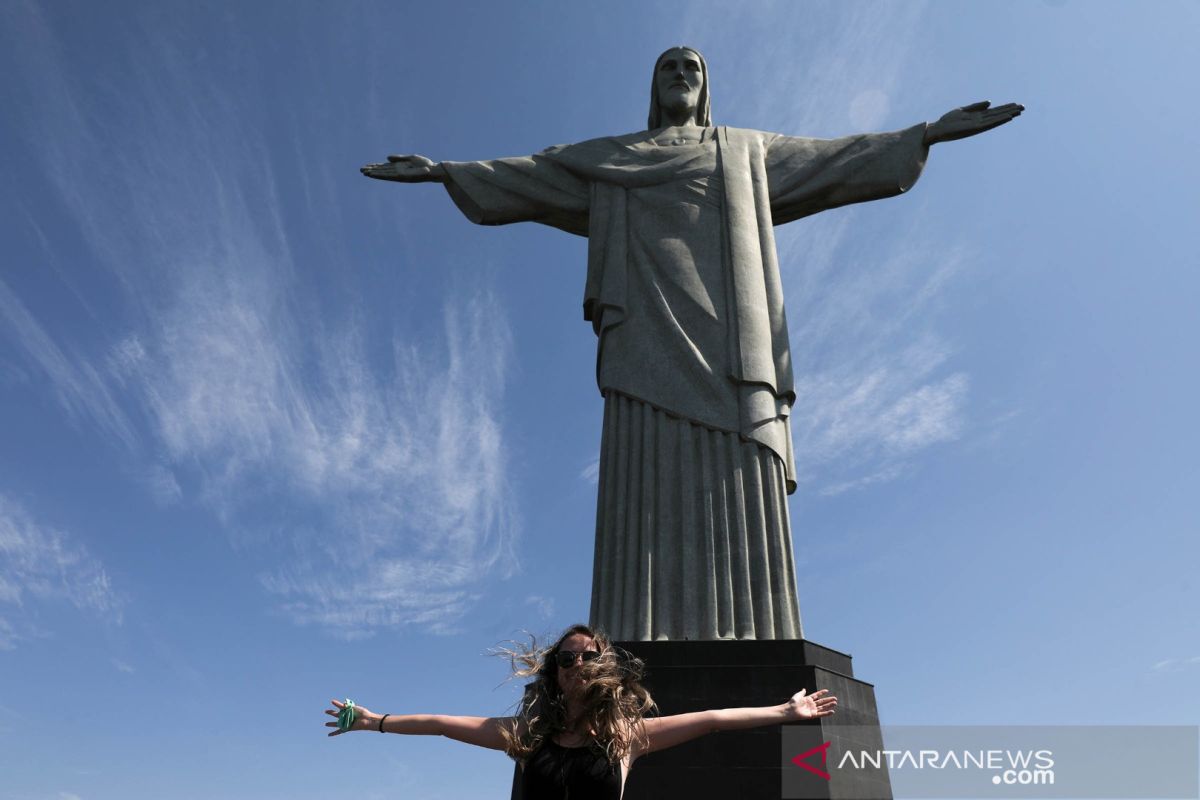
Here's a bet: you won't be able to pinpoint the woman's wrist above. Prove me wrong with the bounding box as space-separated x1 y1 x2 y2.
782 699 806 721
377 713 391 733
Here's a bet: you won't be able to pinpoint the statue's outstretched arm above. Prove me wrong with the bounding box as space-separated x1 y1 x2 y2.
360 150 589 234
360 154 447 183
923 101 1024 146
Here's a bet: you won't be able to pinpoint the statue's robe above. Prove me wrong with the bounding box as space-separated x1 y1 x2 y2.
442 124 928 640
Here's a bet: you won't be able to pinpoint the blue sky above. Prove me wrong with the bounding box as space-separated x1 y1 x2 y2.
1 1 1197 798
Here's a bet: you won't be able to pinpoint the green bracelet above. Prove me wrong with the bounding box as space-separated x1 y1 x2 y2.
337 699 357 732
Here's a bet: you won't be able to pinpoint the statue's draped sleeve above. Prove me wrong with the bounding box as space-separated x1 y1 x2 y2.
440 149 591 237
765 123 930 224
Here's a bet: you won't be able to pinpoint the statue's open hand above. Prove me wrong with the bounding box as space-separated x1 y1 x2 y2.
783 688 838 721
360 154 443 183
925 101 1024 145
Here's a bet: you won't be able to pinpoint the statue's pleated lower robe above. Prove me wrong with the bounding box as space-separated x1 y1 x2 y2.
441 123 929 639
592 392 800 640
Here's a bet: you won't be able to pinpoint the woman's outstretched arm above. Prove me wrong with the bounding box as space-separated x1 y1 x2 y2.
633 689 836 761
324 699 516 752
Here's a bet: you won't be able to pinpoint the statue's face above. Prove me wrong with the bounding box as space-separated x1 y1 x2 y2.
654 48 704 122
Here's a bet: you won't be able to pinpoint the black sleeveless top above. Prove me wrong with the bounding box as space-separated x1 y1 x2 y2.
520 740 622 799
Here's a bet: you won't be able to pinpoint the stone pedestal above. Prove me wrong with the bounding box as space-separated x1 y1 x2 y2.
618 640 891 800
509 639 890 799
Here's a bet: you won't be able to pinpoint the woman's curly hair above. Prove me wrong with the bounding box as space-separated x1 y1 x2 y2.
497 624 655 764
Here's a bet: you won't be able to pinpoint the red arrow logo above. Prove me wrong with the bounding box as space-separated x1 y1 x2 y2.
791 740 832 780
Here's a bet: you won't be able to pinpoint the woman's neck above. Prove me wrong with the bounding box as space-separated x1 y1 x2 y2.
556 703 590 747
564 698 585 728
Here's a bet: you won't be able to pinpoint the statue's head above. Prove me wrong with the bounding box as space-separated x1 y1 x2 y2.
648 46 711 130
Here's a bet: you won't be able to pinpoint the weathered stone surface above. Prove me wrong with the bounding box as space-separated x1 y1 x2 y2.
361 47 1022 642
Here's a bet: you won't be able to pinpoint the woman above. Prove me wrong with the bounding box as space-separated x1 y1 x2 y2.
325 623 837 799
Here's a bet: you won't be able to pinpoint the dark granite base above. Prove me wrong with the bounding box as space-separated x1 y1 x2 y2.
510 639 892 800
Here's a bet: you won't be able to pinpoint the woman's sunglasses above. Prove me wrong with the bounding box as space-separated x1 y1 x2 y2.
555 650 602 668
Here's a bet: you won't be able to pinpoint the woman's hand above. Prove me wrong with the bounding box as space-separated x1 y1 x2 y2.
360 154 446 183
324 698 381 736
783 688 837 721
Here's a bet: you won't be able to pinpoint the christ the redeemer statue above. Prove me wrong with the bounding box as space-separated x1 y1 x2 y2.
362 47 1022 642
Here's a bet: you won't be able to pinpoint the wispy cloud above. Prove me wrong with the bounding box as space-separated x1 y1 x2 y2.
140 464 183 507
5 4 517 637
0 616 18 652
579 457 600 485
792 339 969 485
0 278 138 450
1151 656 1200 674
245 295 518 637
525 594 556 620
0 494 123 649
